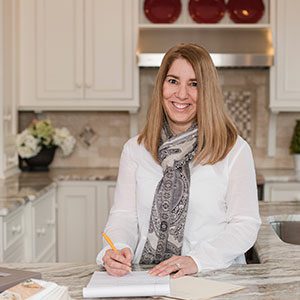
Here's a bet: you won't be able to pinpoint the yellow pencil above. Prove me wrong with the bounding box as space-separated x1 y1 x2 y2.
102 232 119 254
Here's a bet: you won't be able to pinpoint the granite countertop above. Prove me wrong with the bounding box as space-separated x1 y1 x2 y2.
2 201 300 299
0 168 118 216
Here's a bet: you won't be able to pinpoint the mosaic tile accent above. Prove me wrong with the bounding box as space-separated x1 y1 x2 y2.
78 125 99 148
224 90 252 143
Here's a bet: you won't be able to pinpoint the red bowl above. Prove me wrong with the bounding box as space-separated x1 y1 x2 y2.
144 0 182 23
227 0 265 23
188 0 226 24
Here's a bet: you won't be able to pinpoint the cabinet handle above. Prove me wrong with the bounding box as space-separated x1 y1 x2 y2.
12 225 22 234
85 83 92 88
7 156 16 163
47 219 55 226
75 83 82 88
36 228 46 236
3 114 12 121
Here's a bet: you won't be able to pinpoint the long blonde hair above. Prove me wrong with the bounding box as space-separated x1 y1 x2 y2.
138 43 237 165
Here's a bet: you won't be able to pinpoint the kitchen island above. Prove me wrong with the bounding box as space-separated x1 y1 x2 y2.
1 169 300 298
1 201 300 299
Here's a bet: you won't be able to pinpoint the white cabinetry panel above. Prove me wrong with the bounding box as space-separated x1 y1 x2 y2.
36 0 84 99
25 188 56 262
270 0 300 111
19 0 139 111
0 0 18 178
57 181 115 263
264 182 300 202
85 0 133 100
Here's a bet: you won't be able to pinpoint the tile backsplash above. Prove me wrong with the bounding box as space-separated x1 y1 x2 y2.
19 68 298 169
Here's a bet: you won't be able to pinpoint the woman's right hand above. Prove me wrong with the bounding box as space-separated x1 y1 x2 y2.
102 247 132 276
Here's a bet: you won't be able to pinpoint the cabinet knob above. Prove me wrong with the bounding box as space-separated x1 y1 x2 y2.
47 219 55 226
85 83 92 88
7 156 16 163
36 228 46 236
75 83 82 88
3 114 12 121
12 225 22 234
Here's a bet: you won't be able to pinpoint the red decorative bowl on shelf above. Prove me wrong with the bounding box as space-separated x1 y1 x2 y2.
227 0 265 23
188 0 226 24
143 0 182 23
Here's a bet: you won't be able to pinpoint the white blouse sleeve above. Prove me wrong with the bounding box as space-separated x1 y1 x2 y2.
187 142 261 272
96 141 138 265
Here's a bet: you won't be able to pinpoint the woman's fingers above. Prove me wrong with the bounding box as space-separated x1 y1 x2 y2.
149 256 198 278
103 249 132 276
120 247 133 266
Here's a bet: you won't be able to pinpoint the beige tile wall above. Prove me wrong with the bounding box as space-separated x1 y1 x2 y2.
19 68 298 169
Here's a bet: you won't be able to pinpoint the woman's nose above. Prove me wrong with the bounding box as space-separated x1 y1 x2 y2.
175 84 188 100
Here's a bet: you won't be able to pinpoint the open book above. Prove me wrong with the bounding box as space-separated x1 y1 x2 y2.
0 278 73 300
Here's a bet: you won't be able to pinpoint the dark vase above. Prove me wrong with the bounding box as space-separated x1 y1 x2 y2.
21 146 56 172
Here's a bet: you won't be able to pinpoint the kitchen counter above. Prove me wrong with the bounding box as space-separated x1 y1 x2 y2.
2 201 300 299
0 168 118 216
1 167 296 215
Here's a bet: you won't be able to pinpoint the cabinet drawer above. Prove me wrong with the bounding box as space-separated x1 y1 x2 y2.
32 193 56 259
3 206 25 251
264 183 300 202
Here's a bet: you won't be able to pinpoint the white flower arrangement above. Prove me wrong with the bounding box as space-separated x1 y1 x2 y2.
16 119 76 159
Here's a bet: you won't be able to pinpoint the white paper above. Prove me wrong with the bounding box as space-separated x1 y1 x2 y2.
82 271 170 298
169 276 244 300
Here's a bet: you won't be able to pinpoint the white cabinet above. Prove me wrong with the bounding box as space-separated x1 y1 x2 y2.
264 182 300 202
0 187 56 263
270 0 300 111
57 181 115 263
0 0 18 179
0 206 26 262
25 188 56 262
19 0 139 112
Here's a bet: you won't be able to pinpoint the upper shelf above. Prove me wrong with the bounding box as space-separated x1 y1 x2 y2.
139 23 271 30
139 0 270 29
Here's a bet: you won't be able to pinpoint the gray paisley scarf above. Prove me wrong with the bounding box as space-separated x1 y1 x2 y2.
139 120 198 264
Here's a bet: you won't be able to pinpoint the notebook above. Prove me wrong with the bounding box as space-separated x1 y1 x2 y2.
83 270 245 299
0 267 41 292
82 271 170 298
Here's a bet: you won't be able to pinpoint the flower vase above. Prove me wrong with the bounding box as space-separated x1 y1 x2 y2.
22 146 56 171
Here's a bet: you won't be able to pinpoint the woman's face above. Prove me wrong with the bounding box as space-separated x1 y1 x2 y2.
162 58 198 135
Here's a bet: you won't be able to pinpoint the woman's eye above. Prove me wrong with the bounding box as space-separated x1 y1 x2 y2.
190 81 198 87
168 78 177 84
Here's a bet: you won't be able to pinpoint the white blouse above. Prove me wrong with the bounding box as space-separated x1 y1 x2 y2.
96 135 261 272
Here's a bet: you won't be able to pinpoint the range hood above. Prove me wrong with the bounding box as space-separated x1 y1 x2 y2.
137 28 274 68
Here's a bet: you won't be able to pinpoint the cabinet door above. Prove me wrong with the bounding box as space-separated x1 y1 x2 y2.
264 182 300 202
57 183 98 263
0 0 18 178
2 206 26 262
85 0 135 102
270 0 300 111
36 0 84 100
25 188 56 262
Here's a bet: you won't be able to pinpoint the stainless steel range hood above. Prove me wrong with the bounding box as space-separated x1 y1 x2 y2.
137 28 274 68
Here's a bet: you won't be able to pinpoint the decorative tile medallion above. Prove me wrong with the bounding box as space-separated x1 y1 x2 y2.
224 91 252 143
78 125 99 148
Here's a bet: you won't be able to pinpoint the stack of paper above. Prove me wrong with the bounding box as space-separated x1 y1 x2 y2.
0 278 73 300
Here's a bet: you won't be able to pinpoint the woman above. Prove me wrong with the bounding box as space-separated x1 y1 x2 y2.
96 43 261 278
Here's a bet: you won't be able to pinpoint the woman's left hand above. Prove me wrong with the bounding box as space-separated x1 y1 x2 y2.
148 256 198 278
